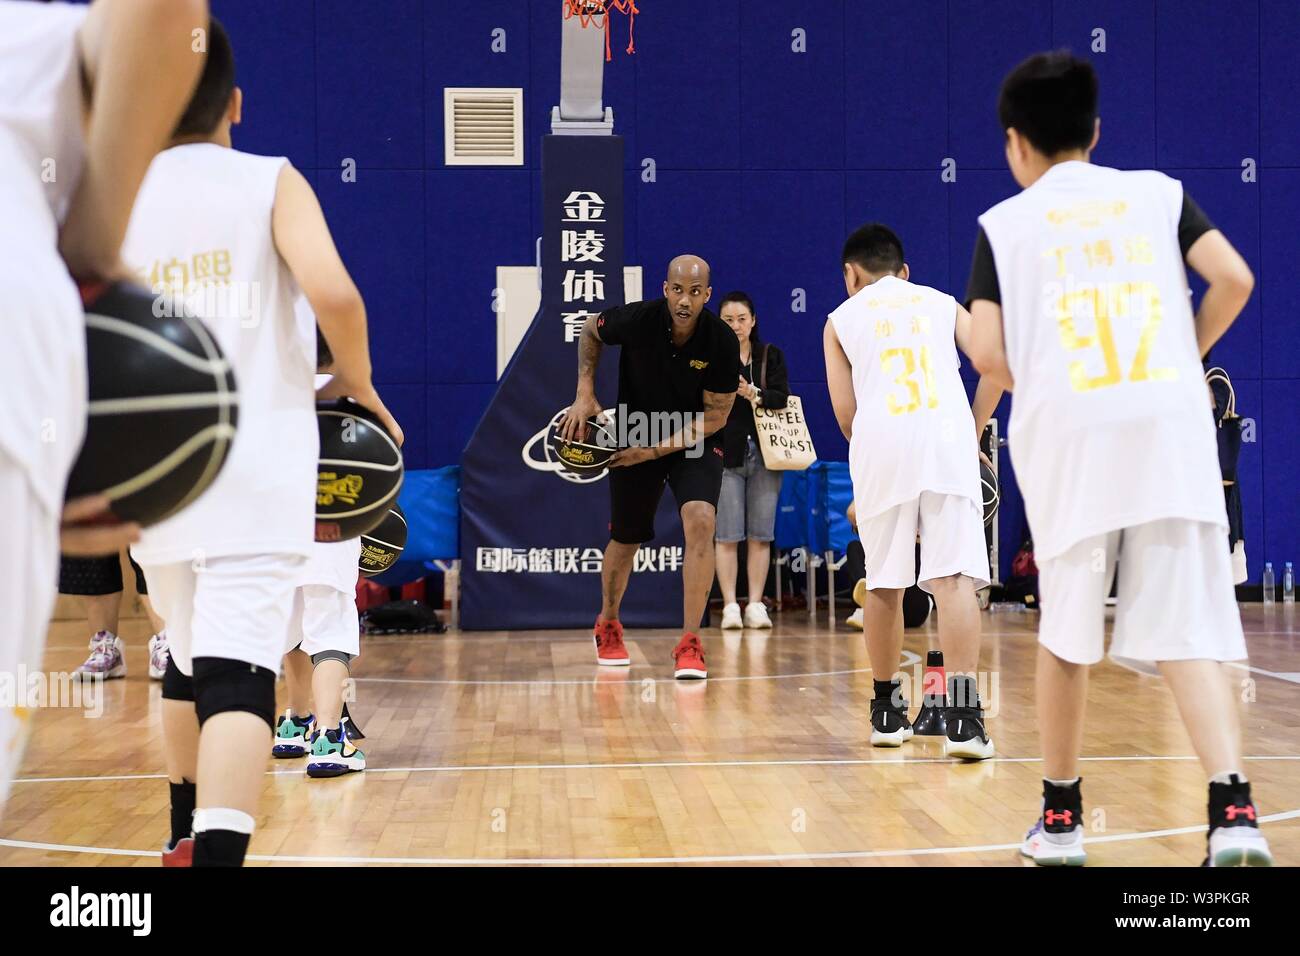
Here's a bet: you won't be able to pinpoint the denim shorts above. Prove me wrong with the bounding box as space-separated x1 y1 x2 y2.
715 438 784 543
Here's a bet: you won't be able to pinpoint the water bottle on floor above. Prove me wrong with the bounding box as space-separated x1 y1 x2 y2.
1262 562 1275 605
1284 562 1295 604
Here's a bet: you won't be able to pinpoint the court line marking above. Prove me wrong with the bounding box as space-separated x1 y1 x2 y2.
348 649 921 687
1226 661 1300 685
2 808 1296 865
13 753 1300 786
352 665 907 687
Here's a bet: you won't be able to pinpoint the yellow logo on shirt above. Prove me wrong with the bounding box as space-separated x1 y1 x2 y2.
689 359 708 370
1046 200 1128 229
867 294 922 309
318 473 364 506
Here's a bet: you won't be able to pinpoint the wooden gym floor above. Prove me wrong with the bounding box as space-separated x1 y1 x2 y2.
2 605 1297 866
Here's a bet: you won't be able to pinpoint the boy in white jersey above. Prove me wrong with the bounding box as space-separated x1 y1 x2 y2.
966 52 1269 866
123 19 401 866
0 0 208 821
272 328 367 778
825 224 1002 760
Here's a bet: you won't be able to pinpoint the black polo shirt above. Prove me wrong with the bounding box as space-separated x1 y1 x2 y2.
595 298 740 415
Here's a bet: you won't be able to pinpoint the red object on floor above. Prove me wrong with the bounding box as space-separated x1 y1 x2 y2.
355 579 388 612
162 837 193 867
399 578 427 603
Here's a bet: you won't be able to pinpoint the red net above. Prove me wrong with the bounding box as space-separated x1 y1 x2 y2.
563 0 641 61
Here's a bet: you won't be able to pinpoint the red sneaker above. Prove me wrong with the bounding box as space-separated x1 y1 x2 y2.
672 633 707 680
162 837 194 867
593 617 630 666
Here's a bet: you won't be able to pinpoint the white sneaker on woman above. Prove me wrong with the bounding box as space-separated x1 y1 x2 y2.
743 602 772 628
720 603 743 629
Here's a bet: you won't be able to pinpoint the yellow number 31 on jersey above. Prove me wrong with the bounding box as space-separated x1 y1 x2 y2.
1057 281 1178 392
880 346 940 415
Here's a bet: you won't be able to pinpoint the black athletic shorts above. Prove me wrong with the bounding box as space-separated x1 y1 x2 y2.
609 436 725 544
59 553 148 597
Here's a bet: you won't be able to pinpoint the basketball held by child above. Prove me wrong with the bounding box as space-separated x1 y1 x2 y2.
359 502 407 578
316 397 404 541
65 281 239 526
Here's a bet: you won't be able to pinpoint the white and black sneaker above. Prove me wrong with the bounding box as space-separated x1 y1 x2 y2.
1204 774 1272 867
944 706 994 760
944 675 994 760
869 694 913 747
1022 778 1087 866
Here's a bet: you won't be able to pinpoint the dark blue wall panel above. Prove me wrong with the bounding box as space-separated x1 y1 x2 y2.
425 169 533 387
316 171 427 386
948 0 1052 170
1052 0 1157 169
1260 171 1300 381
316 0 424 170
1155 0 1259 168
215 0 317 169
740 1 844 170
636 170 745 290
1261 380 1300 573
634 0 741 170
1261 0 1300 166
845 0 947 170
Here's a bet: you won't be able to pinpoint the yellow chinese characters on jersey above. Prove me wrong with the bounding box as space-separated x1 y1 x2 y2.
142 249 234 294
1042 200 1176 394
876 309 939 416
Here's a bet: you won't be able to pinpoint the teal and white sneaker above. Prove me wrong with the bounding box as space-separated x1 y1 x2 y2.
306 721 366 778
272 711 315 758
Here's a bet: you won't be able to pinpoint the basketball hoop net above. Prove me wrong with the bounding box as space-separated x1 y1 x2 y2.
563 0 640 61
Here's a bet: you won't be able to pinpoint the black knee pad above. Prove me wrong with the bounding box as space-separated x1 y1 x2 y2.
191 657 277 730
161 657 194 702
310 649 353 667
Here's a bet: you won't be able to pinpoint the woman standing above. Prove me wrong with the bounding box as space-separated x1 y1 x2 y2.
715 292 789 629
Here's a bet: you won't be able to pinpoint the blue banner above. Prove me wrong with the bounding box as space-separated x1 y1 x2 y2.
458 135 684 630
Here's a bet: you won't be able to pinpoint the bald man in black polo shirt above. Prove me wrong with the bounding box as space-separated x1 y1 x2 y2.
561 254 740 679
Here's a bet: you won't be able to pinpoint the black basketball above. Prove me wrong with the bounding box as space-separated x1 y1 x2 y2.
316 398 404 541
980 458 1000 527
359 502 407 578
548 414 618 473
65 282 238 525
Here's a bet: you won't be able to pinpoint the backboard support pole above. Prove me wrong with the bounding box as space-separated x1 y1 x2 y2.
553 1 614 134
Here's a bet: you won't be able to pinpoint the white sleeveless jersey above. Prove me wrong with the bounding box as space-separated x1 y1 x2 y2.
0 1 88 509
124 144 317 563
979 161 1225 561
829 276 981 520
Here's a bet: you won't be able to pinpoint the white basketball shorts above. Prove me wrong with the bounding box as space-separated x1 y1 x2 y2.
1038 518 1246 674
142 553 306 676
287 585 361 659
857 491 990 593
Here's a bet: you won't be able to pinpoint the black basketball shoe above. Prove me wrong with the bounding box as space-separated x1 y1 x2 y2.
1021 778 1086 866
1204 774 1272 867
869 695 913 747
944 676 994 760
